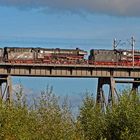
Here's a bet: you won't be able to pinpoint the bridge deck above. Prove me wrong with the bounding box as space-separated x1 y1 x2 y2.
0 63 139 78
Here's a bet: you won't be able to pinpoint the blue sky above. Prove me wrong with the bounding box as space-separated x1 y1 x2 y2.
0 6 140 40
0 1 140 107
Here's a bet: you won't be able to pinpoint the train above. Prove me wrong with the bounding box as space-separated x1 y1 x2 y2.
0 47 139 66
3 47 87 64
89 49 140 66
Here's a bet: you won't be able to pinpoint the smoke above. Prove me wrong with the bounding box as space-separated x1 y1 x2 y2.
0 0 139 17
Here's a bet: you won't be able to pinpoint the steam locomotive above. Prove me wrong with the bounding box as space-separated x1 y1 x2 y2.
3 47 87 64
0 47 139 66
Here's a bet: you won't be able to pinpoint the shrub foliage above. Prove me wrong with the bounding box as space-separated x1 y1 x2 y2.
0 88 140 140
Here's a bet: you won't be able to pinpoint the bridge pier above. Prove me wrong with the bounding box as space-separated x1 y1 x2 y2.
96 77 118 107
132 78 140 93
0 76 12 102
97 78 140 108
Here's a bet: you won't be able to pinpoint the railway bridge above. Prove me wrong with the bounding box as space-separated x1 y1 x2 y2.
0 63 140 105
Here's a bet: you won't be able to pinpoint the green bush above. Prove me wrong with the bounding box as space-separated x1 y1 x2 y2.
77 93 105 140
0 86 76 140
78 91 140 140
0 87 140 140
104 91 140 140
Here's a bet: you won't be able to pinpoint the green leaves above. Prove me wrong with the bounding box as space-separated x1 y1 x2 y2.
78 91 140 140
0 88 140 139
0 86 76 140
